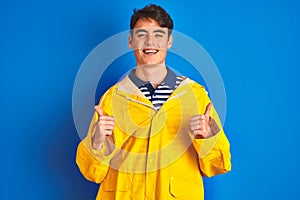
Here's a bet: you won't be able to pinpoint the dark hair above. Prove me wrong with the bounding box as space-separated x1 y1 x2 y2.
130 4 173 35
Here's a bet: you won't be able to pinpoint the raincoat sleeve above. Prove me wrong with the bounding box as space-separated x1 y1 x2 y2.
76 89 115 183
191 84 231 178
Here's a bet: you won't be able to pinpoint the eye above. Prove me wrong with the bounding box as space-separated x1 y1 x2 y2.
155 34 164 38
137 33 146 38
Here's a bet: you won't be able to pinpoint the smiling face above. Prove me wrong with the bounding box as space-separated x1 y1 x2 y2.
128 18 172 66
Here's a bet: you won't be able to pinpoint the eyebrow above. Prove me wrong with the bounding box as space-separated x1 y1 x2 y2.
153 30 166 34
134 29 167 34
134 29 147 34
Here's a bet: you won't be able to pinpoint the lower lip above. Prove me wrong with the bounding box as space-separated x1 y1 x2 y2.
144 53 157 56
143 51 158 55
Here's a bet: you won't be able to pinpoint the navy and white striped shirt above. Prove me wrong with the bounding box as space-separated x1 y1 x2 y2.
129 68 184 110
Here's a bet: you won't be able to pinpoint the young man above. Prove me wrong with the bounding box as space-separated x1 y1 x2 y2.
76 4 231 200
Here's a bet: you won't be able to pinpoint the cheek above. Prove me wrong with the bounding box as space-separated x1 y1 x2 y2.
131 37 147 48
157 40 169 50
159 50 167 58
132 41 144 50
133 50 143 59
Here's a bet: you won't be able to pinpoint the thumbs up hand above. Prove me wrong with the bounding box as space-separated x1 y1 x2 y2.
92 106 115 150
189 103 213 139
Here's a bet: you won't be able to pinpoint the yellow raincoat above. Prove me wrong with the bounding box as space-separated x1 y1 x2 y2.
76 76 231 200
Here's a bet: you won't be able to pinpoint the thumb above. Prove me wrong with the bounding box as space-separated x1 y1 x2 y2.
204 103 212 117
94 105 103 117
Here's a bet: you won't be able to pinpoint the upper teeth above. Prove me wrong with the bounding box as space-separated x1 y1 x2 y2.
144 49 157 53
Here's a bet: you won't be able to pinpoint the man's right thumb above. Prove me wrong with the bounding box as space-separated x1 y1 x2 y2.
94 106 103 116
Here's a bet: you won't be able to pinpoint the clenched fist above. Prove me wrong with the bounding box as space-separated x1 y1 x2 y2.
91 106 115 150
190 103 215 139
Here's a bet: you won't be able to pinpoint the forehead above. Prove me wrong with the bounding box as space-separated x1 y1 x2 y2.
133 18 167 31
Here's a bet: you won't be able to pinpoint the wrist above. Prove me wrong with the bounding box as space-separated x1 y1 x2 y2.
91 135 104 150
92 141 103 150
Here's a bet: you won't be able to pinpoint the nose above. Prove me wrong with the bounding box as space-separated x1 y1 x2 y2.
145 35 155 46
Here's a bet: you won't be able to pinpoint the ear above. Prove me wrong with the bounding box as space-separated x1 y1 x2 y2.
128 35 133 49
167 34 173 49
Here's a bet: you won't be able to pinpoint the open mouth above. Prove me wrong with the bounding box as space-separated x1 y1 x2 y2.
142 49 159 55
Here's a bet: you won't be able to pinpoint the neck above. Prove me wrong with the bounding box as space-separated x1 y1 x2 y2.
135 64 167 88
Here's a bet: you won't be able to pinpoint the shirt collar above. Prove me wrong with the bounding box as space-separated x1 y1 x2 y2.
128 67 177 90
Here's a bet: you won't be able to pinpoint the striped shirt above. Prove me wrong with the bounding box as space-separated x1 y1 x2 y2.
129 68 184 110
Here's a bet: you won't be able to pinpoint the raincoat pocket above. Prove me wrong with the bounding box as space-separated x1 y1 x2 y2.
169 177 203 199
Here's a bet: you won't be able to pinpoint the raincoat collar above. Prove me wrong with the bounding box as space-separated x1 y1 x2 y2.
117 75 193 99
128 67 177 90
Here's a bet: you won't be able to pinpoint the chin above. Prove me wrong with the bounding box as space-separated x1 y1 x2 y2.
137 61 165 66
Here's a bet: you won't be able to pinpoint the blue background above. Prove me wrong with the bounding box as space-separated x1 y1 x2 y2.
1 0 299 199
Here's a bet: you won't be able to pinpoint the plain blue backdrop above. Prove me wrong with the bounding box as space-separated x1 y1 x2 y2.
1 0 300 199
